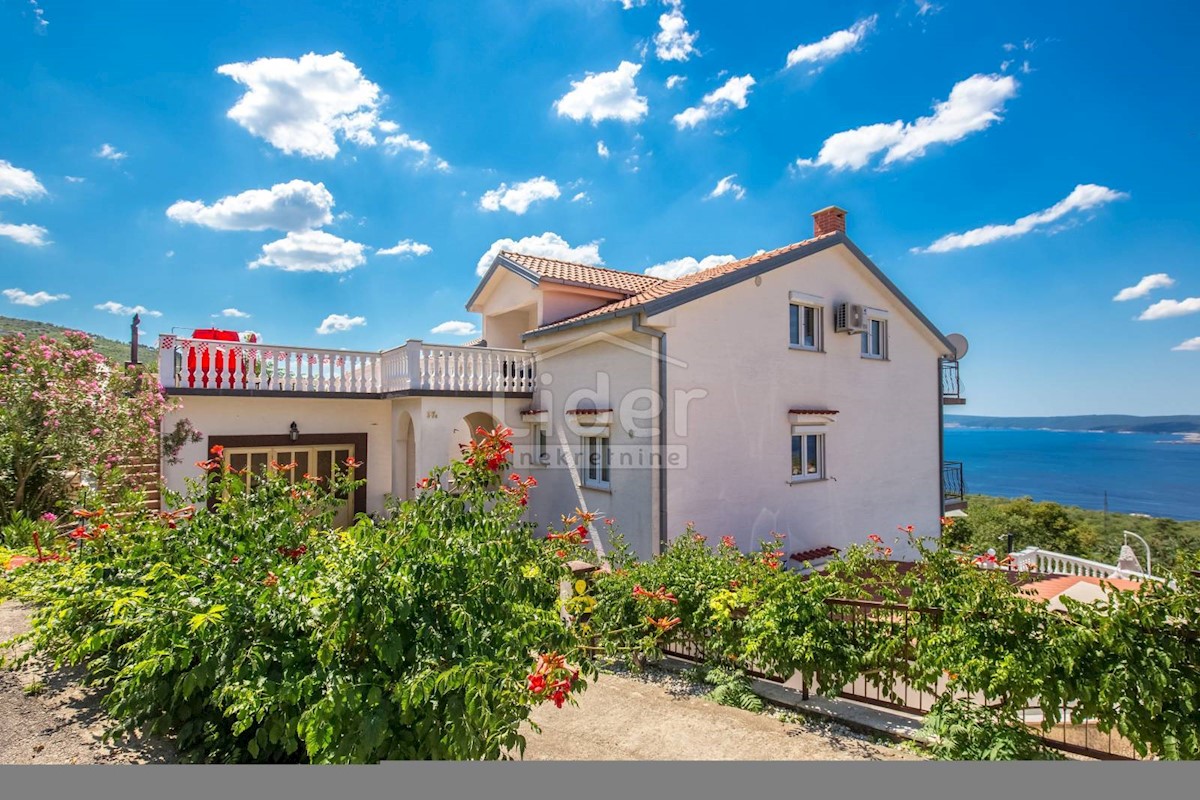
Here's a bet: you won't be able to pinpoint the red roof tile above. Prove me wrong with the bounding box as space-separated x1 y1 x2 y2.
524 233 837 335
1016 574 1146 602
789 546 840 564
499 251 664 296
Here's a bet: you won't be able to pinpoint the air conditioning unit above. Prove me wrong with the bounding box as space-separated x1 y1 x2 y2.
834 302 867 334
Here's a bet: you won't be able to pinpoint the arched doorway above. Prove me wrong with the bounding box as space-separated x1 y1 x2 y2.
397 412 417 500
448 411 500 463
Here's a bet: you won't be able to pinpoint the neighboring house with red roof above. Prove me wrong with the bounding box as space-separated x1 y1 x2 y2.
157 206 968 559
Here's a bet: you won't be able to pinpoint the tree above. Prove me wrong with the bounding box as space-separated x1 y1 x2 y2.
0 330 173 519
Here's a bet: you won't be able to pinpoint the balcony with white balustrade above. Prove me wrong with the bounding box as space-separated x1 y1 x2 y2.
156 335 536 398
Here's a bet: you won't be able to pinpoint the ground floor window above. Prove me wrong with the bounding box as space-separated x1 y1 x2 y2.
533 424 550 464
582 434 610 489
208 432 367 526
790 429 825 482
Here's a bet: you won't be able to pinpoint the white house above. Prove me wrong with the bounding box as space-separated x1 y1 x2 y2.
157 206 968 560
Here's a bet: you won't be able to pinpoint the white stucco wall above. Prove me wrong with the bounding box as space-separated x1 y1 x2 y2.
163 394 536 517
519 323 659 559
654 244 947 559
162 395 395 514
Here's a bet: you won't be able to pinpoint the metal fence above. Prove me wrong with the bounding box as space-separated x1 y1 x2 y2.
662 597 1146 760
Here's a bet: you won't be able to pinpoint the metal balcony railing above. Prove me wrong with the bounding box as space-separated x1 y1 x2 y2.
941 359 966 405
943 460 966 510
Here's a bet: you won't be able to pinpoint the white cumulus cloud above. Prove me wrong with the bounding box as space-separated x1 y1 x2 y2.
914 184 1127 254
221 307 251 318
217 51 446 166
597 140 610 158
0 221 50 246
554 61 649 124
480 176 561 215
666 75 686 89
377 239 432 257
1172 337 1200 352
655 1 699 62
795 74 1018 170
1114 273 1175 302
476 231 604 276
1139 298 1200 321
4 288 68 306
316 313 366 334
95 301 162 317
674 74 755 129
250 230 368 273
166 180 334 231
645 253 736 280
96 143 126 161
785 15 877 69
0 160 47 200
431 320 480 337
383 132 450 170
707 174 745 200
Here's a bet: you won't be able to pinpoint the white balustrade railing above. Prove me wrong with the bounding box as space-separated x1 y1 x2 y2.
1009 547 1161 582
158 335 535 395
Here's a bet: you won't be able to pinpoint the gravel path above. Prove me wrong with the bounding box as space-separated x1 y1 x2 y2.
0 601 175 764
519 665 916 761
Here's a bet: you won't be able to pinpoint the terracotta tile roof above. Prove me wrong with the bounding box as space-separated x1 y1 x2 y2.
789 409 839 415
525 232 837 335
499 251 665 296
1016 574 1146 602
789 545 840 564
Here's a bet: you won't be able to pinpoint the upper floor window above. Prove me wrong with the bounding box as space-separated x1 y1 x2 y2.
861 316 888 360
788 292 823 352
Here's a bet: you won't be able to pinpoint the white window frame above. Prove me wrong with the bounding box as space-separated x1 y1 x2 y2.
789 426 826 483
789 303 823 352
860 313 888 360
581 433 611 490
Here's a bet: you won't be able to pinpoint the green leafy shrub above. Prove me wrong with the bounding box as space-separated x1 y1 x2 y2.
922 697 1063 761
3 428 589 762
587 523 1200 760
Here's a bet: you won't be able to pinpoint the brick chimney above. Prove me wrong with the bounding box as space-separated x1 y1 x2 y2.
812 205 847 237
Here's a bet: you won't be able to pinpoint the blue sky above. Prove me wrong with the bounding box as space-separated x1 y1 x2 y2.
2 0 1198 416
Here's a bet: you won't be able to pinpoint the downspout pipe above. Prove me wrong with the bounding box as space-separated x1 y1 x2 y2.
938 356 945 524
632 316 669 555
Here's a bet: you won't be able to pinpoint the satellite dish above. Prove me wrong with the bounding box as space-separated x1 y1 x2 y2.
946 333 969 360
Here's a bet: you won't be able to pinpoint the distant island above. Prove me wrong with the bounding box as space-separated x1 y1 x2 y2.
946 414 1200 435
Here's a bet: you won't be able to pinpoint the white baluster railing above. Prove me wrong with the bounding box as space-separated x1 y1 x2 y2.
1009 547 1162 582
158 335 536 396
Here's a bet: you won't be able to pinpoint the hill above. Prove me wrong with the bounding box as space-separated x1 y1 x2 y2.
946 414 1200 434
0 315 157 366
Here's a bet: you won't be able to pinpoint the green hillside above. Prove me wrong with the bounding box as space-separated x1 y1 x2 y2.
0 315 157 365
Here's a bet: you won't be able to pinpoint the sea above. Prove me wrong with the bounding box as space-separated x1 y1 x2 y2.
943 427 1200 521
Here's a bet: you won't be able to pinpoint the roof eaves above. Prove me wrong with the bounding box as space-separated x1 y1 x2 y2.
838 238 956 356
522 303 642 341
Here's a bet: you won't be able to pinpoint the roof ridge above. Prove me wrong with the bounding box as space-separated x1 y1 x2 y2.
648 234 833 291
499 250 666 282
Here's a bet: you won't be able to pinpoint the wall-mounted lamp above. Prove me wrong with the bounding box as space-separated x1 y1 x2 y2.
289 421 299 442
